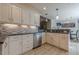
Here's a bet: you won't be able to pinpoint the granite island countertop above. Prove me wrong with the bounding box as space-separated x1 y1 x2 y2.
46 29 70 34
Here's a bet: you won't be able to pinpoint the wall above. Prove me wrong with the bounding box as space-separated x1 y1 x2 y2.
51 19 79 32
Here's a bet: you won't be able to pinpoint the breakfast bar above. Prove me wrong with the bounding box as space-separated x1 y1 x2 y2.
45 29 70 51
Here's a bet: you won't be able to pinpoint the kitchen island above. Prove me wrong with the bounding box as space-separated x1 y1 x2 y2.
45 29 70 51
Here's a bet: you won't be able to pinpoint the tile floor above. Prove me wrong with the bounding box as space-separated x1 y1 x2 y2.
24 43 68 55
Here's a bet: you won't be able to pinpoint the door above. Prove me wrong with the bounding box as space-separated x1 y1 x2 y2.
2 37 9 55
8 36 22 55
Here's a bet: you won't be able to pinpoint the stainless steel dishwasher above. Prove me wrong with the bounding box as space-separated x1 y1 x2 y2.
33 32 42 48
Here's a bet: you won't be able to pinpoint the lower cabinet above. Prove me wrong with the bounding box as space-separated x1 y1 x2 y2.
2 37 9 55
2 34 33 55
59 34 68 50
8 36 22 55
22 34 33 53
42 32 46 44
46 33 68 51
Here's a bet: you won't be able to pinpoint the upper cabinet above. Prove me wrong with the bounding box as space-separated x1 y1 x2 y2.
11 5 22 24
34 12 40 26
0 4 12 22
29 10 35 26
0 4 40 26
30 10 40 26
21 8 30 25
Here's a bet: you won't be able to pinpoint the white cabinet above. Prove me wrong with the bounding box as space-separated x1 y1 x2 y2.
59 34 68 50
34 12 40 26
21 8 30 25
0 4 3 19
2 37 9 55
22 34 33 53
0 4 11 22
8 36 22 55
29 11 35 25
30 11 40 26
11 5 21 24
46 33 68 51
1 34 33 55
42 32 46 44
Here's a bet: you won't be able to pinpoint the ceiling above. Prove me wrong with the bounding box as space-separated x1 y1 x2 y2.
30 3 79 20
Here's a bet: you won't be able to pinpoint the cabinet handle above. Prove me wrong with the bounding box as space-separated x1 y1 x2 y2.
4 42 7 48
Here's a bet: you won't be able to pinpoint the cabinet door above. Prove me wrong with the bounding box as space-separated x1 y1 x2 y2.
22 9 30 25
34 12 40 26
29 11 35 25
9 36 22 55
46 33 54 44
2 37 9 55
1 4 12 22
51 33 60 47
46 33 59 47
0 4 11 22
22 34 33 53
12 5 21 24
42 33 46 44
0 4 3 19
59 34 68 50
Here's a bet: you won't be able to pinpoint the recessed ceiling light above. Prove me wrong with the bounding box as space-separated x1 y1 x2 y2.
43 7 46 10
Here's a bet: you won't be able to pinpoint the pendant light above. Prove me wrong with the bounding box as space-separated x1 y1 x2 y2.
45 13 48 22
56 8 59 20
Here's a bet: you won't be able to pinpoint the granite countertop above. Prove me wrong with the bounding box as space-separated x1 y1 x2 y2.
0 31 43 44
46 29 70 34
8 31 43 36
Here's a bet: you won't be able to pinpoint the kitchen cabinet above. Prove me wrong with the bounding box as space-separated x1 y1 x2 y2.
22 34 33 53
42 32 46 44
46 32 68 51
2 37 9 55
30 10 40 26
11 5 21 24
0 4 3 19
29 10 35 25
59 34 68 50
8 36 22 55
34 12 40 26
46 33 54 45
1 34 33 55
0 4 12 22
21 8 30 25
50 33 60 47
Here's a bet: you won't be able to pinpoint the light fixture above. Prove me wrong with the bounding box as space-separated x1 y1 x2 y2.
56 8 59 20
29 26 37 29
45 13 48 22
21 25 28 28
43 7 46 10
3 24 18 28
